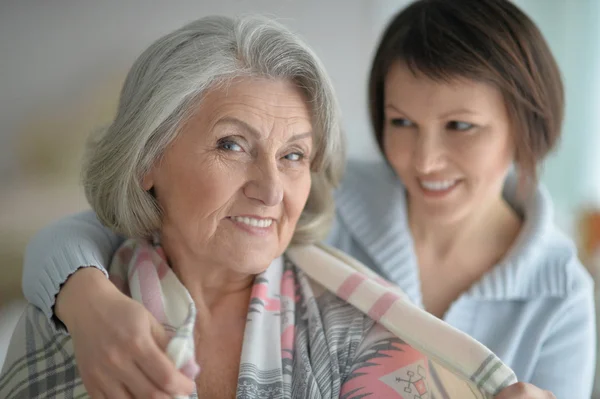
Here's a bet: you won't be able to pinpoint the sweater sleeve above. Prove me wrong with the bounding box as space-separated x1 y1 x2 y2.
529 267 596 399
22 210 124 325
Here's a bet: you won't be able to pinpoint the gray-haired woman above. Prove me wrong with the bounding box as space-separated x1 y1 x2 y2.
0 15 436 399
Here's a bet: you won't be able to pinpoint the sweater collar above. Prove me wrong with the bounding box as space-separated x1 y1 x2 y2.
334 162 576 301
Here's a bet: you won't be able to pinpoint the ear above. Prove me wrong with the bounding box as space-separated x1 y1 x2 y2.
141 170 154 191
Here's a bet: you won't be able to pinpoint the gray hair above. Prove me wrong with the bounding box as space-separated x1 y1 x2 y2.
83 15 345 245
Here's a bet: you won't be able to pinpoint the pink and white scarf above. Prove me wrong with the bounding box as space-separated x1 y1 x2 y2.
0 238 517 398
111 239 517 398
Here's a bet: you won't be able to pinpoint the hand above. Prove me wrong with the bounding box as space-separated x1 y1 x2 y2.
494 382 556 399
56 268 196 399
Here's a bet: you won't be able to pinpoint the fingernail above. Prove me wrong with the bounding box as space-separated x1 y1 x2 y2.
191 362 201 378
181 359 201 379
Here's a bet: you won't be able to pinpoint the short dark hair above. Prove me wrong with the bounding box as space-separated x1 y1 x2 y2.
369 0 564 185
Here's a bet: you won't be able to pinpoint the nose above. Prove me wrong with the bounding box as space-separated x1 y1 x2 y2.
243 158 284 207
413 130 447 175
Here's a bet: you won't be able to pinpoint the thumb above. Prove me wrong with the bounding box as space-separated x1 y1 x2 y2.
150 315 201 380
149 316 170 351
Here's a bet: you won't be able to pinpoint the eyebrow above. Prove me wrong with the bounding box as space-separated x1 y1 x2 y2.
384 104 479 120
384 104 410 117
438 108 479 119
215 116 312 142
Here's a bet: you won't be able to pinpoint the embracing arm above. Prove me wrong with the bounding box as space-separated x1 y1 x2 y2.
22 210 124 323
20 210 196 398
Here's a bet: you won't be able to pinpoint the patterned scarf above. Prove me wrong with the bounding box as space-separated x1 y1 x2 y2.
0 239 517 398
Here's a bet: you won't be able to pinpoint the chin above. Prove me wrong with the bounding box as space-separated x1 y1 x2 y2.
428 212 465 226
232 250 281 274
415 201 471 225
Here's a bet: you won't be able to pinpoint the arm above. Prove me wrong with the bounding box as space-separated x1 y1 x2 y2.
22 210 124 324
20 211 196 397
529 277 596 399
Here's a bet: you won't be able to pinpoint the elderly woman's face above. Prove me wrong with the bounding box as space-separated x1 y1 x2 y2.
144 78 313 274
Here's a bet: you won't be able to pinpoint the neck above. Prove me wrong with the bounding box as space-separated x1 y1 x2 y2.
409 197 522 268
159 234 255 326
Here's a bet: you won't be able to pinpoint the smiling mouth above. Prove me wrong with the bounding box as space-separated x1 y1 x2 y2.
418 179 460 191
229 216 274 228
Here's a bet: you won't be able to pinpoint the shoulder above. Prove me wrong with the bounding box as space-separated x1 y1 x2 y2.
475 226 594 301
543 227 594 295
478 176 594 300
303 274 376 332
519 218 594 300
287 245 378 336
338 160 401 198
332 160 409 244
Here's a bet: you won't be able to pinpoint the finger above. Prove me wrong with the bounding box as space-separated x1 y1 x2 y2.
150 319 171 350
86 389 104 399
147 320 197 394
100 383 134 399
80 373 109 399
136 347 196 396
120 361 171 399
494 383 521 399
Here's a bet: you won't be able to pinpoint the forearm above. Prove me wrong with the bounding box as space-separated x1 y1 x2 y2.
22 210 124 323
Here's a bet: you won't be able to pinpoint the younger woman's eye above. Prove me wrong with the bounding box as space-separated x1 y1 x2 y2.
218 139 243 152
447 121 474 131
389 118 414 128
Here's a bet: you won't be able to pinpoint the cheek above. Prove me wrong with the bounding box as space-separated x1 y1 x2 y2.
383 130 412 174
284 171 312 224
458 137 513 184
292 172 312 217
156 158 242 221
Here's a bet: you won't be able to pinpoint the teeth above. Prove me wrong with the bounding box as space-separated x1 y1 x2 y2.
231 216 273 228
420 180 457 191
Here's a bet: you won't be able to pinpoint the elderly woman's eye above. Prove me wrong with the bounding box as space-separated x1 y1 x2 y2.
284 152 304 162
389 118 414 128
447 121 474 131
218 139 243 152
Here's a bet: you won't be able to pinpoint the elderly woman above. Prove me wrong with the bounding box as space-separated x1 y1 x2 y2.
2 14 527 399
0 15 394 399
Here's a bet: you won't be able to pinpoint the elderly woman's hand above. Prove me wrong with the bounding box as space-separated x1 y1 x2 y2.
494 382 556 399
55 268 196 399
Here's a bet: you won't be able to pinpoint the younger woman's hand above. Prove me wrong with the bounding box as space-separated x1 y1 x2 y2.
56 268 197 398
494 382 556 399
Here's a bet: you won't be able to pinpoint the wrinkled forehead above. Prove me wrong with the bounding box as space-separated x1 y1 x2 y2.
187 77 314 138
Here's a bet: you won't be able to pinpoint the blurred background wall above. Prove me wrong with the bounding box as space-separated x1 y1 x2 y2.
1 0 599 385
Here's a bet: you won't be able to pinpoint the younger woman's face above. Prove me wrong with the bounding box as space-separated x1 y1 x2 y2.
383 62 515 224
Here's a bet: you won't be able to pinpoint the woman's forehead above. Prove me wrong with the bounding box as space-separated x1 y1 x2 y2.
384 63 505 117
190 79 313 129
